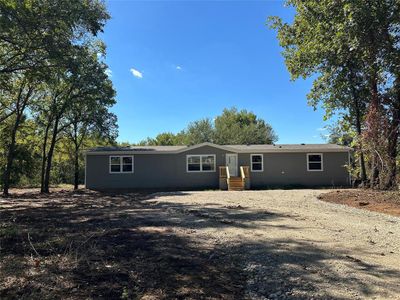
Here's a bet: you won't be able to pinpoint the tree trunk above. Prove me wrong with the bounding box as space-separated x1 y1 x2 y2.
386 118 398 189
385 78 400 189
369 75 380 188
42 117 60 193
2 85 30 196
73 143 79 190
354 94 368 184
2 113 22 196
40 121 51 193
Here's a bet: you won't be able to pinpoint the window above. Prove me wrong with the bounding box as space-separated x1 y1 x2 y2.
251 154 263 172
110 156 134 173
307 153 323 171
187 156 201 171
187 155 216 172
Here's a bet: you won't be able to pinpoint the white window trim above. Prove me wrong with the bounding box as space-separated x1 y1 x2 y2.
307 153 323 172
109 156 134 174
250 154 264 172
186 154 216 173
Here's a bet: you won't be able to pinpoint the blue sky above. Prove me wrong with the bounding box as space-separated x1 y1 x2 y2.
101 0 330 144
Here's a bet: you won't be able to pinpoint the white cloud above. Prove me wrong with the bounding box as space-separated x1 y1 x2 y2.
317 127 326 131
130 68 143 79
105 68 112 77
176 65 182 70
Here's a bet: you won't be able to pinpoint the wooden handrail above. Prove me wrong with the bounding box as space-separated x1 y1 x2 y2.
240 166 250 181
219 166 227 178
240 166 245 180
226 166 230 179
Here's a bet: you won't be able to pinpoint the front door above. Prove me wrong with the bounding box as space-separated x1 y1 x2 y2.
226 154 238 176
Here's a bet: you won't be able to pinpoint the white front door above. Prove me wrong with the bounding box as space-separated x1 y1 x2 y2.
226 154 238 176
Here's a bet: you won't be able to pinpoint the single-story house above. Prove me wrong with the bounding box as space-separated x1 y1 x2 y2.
85 142 352 191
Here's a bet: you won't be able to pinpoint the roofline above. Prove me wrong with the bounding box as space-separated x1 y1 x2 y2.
86 142 352 155
175 142 238 153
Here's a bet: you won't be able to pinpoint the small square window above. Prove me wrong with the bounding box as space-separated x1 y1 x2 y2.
307 154 323 171
251 154 263 172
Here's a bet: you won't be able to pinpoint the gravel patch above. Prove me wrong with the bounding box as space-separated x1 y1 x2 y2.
155 189 400 299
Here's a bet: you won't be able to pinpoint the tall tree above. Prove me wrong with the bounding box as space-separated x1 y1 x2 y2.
186 118 215 145
0 0 112 195
37 44 115 193
1 75 40 195
63 77 117 189
214 107 277 145
269 0 400 189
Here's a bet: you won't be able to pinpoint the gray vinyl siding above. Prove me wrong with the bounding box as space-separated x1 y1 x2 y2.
86 146 234 190
86 146 350 190
238 152 349 188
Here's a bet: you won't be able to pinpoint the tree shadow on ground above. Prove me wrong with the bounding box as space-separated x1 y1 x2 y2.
0 190 399 299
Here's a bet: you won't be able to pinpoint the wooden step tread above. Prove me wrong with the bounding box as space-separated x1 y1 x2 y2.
229 182 244 186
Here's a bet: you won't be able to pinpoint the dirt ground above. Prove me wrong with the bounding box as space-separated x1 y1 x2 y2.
319 189 400 217
0 189 399 300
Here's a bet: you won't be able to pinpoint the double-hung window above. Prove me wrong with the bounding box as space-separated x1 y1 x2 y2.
110 156 134 173
187 155 216 172
307 153 323 171
250 154 263 172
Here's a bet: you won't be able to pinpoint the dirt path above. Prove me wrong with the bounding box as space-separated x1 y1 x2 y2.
0 189 399 299
151 190 400 299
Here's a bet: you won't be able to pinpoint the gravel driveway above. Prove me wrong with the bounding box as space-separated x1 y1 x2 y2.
1 189 399 299
152 189 400 299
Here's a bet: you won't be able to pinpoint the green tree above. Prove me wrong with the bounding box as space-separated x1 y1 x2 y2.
326 120 354 147
0 0 112 195
1 75 40 195
140 132 181 146
62 44 117 190
139 107 277 146
214 107 277 145
269 0 400 189
37 43 115 193
185 118 214 145
0 0 109 76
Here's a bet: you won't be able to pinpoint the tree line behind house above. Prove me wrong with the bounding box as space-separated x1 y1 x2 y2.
270 0 400 190
0 0 117 195
133 107 278 146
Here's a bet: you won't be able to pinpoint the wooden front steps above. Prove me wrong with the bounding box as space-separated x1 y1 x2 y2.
219 166 250 191
228 176 245 191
